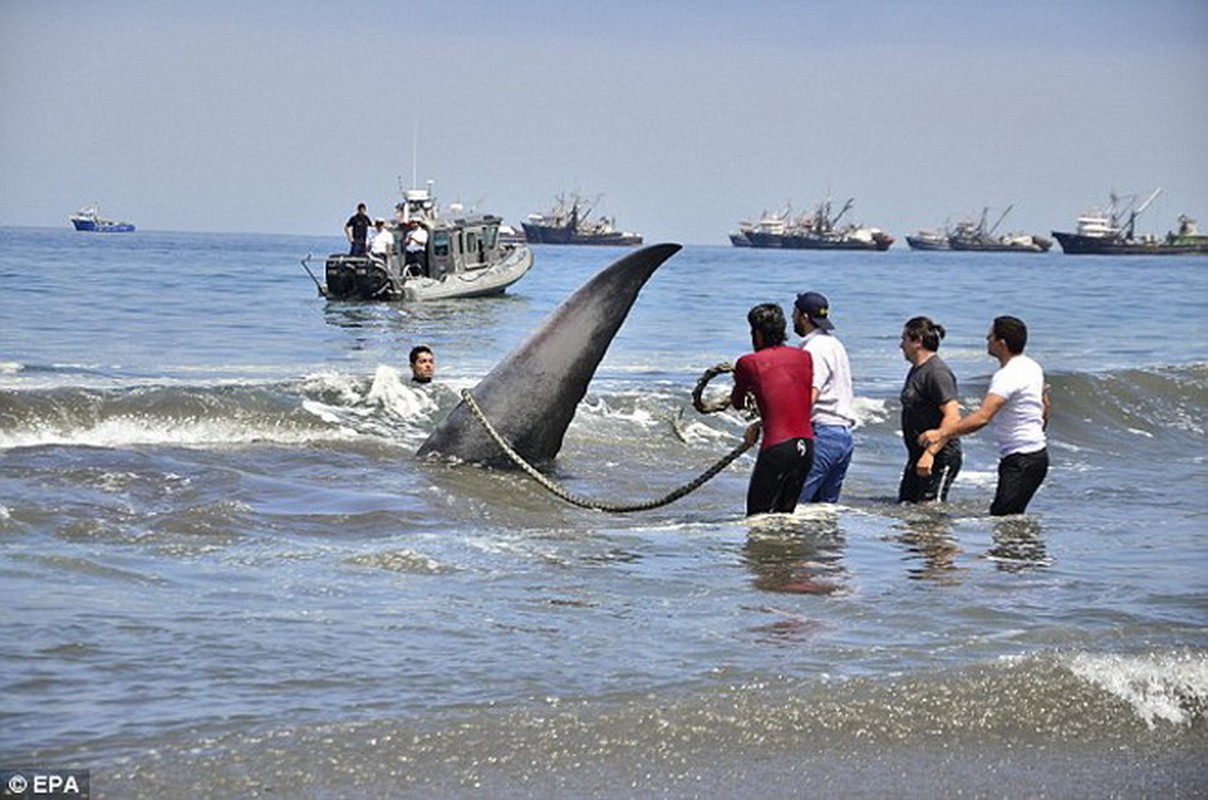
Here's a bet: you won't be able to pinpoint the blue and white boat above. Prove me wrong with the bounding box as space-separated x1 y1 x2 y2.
70 204 135 233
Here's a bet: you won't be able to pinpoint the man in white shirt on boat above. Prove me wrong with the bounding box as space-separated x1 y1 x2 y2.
370 219 393 262
404 220 430 276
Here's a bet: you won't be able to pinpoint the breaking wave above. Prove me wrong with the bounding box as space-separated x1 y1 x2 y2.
859 363 1206 454
0 366 455 451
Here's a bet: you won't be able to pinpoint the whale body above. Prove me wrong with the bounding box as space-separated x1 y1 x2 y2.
417 243 682 468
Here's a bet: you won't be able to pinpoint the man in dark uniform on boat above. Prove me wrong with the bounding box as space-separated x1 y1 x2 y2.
344 202 372 256
732 303 816 516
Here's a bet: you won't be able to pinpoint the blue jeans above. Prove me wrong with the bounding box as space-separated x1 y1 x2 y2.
800 424 854 503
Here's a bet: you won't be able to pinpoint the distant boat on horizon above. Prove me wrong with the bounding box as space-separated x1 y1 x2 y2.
1051 188 1208 255
70 204 135 233
947 204 1052 253
730 203 793 247
522 192 643 246
905 227 951 251
741 197 894 251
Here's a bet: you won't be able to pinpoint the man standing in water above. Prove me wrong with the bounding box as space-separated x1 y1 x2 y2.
792 292 856 503
898 316 962 503
409 345 436 384
732 303 815 516
920 315 1050 515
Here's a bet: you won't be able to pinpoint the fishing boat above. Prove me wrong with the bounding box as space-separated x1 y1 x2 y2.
522 192 643 246
1051 188 1208 255
743 197 894 251
905 227 951 251
302 183 533 301
947 205 1052 253
69 204 135 233
729 203 792 247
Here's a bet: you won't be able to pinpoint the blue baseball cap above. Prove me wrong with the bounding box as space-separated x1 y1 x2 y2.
794 291 835 330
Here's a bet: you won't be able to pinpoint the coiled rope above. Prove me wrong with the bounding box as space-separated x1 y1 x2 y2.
459 364 753 513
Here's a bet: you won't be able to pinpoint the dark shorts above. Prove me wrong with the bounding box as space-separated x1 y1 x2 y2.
747 437 814 516
990 448 1049 516
898 443 962 504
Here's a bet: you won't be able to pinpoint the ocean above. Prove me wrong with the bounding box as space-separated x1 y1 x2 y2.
1 226 1205 798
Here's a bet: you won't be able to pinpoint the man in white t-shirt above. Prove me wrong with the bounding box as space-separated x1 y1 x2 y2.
792 291 857 503
404 220 430 276
370 219 393 261
919 315 1050 515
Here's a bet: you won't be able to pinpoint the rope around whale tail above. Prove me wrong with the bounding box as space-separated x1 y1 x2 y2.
458 363 753 513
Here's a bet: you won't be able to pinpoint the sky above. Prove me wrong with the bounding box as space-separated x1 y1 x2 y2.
2 0 1206 245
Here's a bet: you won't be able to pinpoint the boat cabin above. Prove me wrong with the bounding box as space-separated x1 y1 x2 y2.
425 214 505 281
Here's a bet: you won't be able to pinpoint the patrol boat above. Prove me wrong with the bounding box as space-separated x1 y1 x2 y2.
303 184 534 301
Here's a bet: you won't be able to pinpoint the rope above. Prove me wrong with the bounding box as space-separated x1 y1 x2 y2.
459 388 752 513
692 362 734 413
692 361 760 421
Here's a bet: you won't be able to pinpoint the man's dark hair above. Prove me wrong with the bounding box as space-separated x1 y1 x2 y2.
904 316 946 352
747 303 787 347
409 345 433 365
992 316 1028 354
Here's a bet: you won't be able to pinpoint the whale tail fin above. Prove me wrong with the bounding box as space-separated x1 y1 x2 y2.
417 243 682 467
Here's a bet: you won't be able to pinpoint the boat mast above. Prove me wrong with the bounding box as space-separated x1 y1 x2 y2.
831 198 855 228
1126 188 1162 239
988 204 1014 237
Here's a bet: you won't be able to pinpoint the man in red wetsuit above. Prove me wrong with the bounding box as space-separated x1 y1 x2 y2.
732 303 816 516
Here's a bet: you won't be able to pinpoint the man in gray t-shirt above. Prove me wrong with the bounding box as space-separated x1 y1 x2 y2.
899 316 962 502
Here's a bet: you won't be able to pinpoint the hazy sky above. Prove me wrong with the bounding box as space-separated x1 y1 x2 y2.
3 0 1206 245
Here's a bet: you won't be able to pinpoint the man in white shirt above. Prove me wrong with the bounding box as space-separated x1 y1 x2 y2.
792 291 857 503
920 315 1050 515
404 220 430 276
370 219 393 261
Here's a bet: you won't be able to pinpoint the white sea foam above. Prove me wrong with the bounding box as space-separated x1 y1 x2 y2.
1068 651 1208 727
295 365 449 446
851 396 889 428
670 416 734 445
364 364 439 418
579 396 660 429
0 415 358 450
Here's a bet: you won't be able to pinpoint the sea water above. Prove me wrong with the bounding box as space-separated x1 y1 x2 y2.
1 226 1205 797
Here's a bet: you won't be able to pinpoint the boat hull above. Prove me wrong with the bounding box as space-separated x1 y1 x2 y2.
948 235 1052 253
905 235 950 251
746 231 894 251
322 246 534 301
521 223 643 247
1052 231 1208 256
71 217 135 233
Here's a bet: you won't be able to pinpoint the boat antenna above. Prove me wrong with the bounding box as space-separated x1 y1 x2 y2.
411 118 419 189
